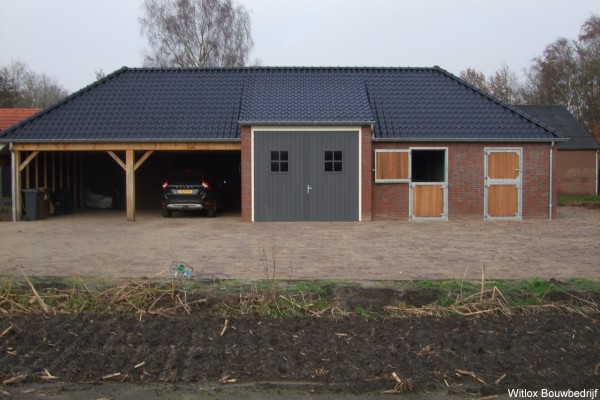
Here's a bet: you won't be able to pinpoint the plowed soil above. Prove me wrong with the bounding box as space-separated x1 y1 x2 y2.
1 311 599 398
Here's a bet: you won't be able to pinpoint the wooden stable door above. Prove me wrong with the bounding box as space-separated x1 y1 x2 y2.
485 149 522 219
411 184 445 218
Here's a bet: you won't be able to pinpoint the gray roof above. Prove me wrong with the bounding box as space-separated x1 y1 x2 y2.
1 66 562 143
516 105 599 150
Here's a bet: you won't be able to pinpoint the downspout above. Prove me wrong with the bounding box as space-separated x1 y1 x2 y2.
596 150 600 196
549 142 554 220
10 143 16 222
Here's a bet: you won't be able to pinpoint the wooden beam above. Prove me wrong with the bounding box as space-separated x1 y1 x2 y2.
134 150 154 171
43 152 48 188
51 152 56 191
18 151 40 172
107 150 126 171
79 154 83 209
12 142 241 152
35 156 39 187
12 151 22 221
125 150 135 221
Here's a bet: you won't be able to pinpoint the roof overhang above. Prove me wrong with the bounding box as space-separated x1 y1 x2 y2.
372 137 569 143
239 120 374 126
6 139 241 152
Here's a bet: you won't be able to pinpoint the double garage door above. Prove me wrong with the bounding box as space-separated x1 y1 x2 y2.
253 130 359 221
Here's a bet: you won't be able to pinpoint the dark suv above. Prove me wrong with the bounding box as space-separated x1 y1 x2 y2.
161 171 221 218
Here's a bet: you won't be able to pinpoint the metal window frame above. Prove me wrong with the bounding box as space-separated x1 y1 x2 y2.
484 147 523 221
408 147 448 221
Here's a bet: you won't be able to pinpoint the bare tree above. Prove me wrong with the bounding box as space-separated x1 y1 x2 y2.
577 15 600 139
140 0 254 67
459 65 523 104
0 60 69 108
488 64 523 104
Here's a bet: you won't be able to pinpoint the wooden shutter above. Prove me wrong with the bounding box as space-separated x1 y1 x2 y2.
375 150 409 182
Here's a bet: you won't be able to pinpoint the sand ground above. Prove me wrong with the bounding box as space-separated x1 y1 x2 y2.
0 206 598 281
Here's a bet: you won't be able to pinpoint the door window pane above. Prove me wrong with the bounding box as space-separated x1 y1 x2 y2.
270 151 289 173
324 150 342 173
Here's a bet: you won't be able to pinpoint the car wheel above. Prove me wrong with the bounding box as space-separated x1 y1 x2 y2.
207 204 217 218
161 206 172 218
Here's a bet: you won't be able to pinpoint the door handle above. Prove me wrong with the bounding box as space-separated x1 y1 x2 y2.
306 185 312 194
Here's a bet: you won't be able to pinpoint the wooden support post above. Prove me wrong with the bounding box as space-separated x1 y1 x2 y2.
25 164 30 189
12 151 22 221
52 153 56 191
35 156 39 187
43 152 48 188
79 154 83 209
126 150 135 221
59 153 63 189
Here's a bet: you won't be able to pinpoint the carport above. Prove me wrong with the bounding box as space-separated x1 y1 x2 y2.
10 142 240 221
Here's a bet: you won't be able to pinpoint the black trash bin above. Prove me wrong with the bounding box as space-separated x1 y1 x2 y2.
22 188 40 221
22 188 51 221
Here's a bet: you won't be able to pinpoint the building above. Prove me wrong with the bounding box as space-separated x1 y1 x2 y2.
0 67 564 221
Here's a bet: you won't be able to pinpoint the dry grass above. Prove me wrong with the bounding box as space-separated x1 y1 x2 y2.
385 285 600 318
1 270 598 319
0 270 206 319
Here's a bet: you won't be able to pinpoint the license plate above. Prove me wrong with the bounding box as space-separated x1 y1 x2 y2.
177 189 193 195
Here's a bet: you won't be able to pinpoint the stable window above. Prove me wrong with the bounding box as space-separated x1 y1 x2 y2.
375 150 409 182
324 150 343 172
270 150 289 172
411 150 445 182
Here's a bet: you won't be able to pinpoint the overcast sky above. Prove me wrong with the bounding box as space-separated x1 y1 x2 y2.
1 0 598 93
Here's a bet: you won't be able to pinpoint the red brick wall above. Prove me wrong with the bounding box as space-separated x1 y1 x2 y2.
556 150 598 195
242 131 557 221
371 142 556 220
360 126 372 221
240 125 252 221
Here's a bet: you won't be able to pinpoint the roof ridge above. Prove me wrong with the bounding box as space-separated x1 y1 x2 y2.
124 65 439 72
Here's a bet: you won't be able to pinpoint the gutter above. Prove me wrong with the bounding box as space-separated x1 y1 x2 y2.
372 137 570 143
0 138 242 144
239 121 374 127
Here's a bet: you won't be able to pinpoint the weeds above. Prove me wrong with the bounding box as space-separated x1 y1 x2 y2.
0 271 598 319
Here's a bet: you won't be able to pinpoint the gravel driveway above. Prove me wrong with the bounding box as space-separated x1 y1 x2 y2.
1 207 598 280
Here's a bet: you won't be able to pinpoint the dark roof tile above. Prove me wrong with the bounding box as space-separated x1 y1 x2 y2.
515 105 599 150
1 67 561 143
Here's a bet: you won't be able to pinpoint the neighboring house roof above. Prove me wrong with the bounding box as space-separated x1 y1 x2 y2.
516 105 599 150
0 108 42 131
0 67 562 143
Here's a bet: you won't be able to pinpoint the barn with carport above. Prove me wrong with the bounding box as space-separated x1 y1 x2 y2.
0 66 565 222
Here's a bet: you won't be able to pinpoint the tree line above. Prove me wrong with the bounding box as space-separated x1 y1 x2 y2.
1 1 598 145
460 14 600 142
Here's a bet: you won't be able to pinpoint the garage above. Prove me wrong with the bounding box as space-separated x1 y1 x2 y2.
253 129 359 221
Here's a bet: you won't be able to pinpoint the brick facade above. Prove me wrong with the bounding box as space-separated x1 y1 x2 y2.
242 129 557 221
371 142 557 220
556 150 598 195
240 125 252 222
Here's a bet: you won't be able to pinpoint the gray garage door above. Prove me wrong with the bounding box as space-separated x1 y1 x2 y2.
254 131 359 221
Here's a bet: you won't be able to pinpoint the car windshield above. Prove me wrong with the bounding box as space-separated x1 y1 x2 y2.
169 173 205 185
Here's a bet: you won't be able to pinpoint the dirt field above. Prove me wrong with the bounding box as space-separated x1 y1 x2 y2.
1 205 599 398
1 309 599 398
1 206 599 281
